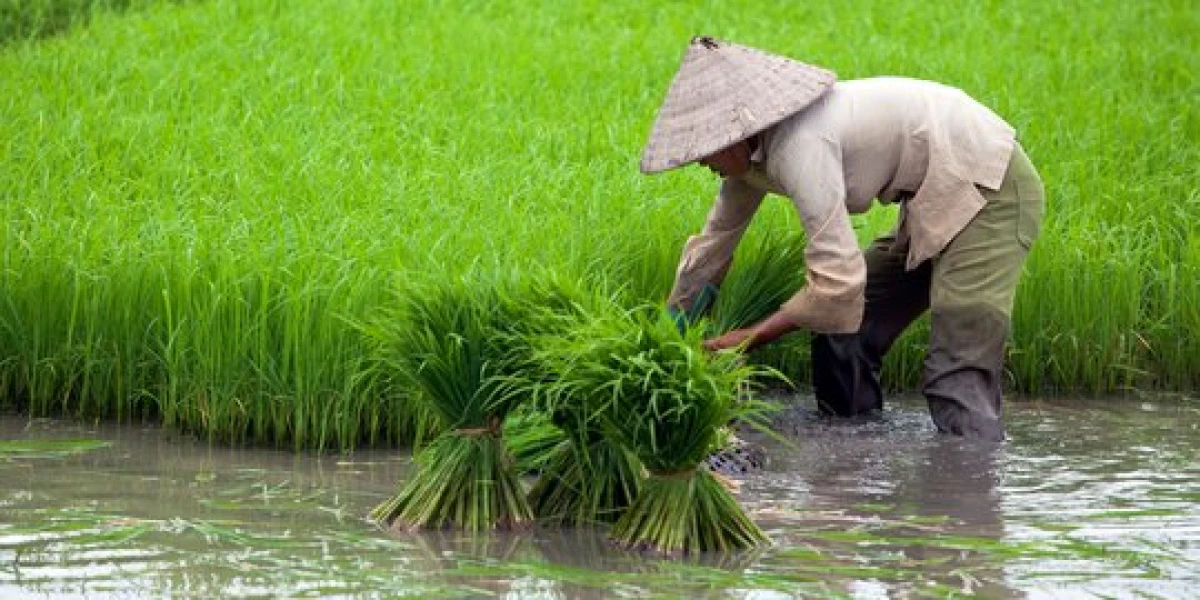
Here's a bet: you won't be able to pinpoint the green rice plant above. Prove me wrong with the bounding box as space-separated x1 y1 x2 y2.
365 276 534 531
0 0 179 43
369 431 529 531
535 304 777 554
0 0 1196 449
488 275 647 526
709 232 807 335
704 231 811 389
525 425 644 527
0 438 110 458
503 406 565 476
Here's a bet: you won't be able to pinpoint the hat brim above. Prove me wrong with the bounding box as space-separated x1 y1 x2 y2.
640 37 836 174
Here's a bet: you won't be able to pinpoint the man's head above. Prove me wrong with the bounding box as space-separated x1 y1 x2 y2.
697 139 752 179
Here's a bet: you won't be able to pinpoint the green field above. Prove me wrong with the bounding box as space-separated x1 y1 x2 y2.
1 0 1196 450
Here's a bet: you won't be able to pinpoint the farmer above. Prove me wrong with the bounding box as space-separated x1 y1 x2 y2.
648 37 1044 441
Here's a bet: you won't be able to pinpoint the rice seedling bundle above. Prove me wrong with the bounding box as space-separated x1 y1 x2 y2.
503 406 566 476
537 305 776 554
491 278 646 526
366 277 533 531
525 420 644 526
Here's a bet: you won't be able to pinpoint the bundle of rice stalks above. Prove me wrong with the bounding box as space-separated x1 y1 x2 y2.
503 406 566 476
709 232 807 334
537 304 778 554
525 424 644 526
500 279 645 526
365 277 533 531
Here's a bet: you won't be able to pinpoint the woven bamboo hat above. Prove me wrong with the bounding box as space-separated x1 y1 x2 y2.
640 36 836 174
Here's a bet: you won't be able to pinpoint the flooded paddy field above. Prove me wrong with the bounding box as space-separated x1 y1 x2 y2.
2 395 1196 598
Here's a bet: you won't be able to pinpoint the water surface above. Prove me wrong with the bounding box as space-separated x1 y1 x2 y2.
1 395 1197 598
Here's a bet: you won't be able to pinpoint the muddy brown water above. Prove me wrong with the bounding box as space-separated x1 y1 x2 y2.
1 395 1197 599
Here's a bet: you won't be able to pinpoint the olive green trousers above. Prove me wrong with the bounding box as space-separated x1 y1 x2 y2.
812 143 1045 441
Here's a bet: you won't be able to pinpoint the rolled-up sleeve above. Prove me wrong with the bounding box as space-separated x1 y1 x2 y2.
769 134 866 334
667 178 765 310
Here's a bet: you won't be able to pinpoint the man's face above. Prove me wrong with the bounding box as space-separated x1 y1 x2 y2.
697 140 751 179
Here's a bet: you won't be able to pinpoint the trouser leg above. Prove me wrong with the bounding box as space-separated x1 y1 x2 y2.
813 235 932 416
812 332 881 416
924 143 1044 441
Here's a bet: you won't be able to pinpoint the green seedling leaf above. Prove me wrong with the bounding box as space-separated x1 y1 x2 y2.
0 439 111 459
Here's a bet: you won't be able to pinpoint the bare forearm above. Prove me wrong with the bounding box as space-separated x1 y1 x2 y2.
703 309 801 352
746 310 801 350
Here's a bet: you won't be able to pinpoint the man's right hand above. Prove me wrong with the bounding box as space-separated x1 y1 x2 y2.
703 309 800 353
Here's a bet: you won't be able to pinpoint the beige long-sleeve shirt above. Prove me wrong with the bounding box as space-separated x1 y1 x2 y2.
668 77 1016 334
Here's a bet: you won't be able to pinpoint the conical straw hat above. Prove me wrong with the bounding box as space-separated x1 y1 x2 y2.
640 37 836 174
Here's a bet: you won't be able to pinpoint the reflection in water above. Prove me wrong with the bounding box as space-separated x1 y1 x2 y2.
900 439 1011 597
1 395 1198 598
527 526 771 599
741 406 1020 597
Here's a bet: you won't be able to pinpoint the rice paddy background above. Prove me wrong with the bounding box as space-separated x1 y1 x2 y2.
1 0 1197 450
